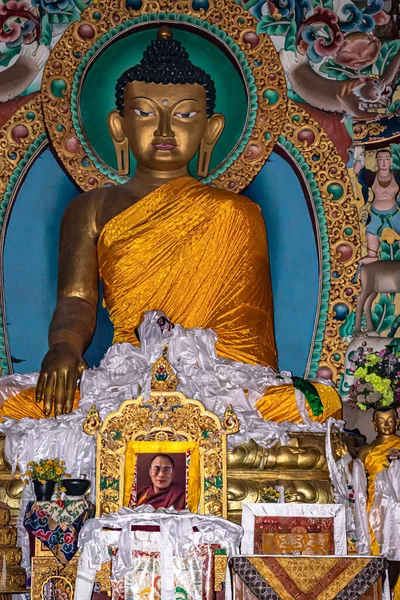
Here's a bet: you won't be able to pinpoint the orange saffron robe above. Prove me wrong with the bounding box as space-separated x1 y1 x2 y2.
0 177 341 423
98 176 277 367
365 435 400 554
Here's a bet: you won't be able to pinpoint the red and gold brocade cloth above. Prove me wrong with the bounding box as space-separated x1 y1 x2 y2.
253 516 335 556
229 556 386 600
110 544 218 600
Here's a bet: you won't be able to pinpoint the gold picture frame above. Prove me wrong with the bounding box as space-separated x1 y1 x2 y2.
95 351 239 518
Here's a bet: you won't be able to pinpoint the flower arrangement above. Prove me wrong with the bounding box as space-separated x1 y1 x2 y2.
259 486 293 503
349 341 400 411
24 458 70 493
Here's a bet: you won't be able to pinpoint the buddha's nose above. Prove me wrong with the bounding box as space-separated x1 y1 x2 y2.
154 112 175 138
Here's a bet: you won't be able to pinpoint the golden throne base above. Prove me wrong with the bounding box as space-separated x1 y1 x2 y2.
0 431 333 526
227 432 332 523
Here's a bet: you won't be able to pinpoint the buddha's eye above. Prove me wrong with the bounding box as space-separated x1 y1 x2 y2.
174 111 198 119
134 109 155 117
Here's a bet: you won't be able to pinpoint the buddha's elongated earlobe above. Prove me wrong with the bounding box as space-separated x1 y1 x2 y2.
197 113 225 178
108 110 130 175
113 137 130 175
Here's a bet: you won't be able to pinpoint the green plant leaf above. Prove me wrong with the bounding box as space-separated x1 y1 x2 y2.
388 100 400 115
284 20 297 52
372 294 396 333
0 48 18 66
339 311 355 338
391 144 400 171
376 40 400 76
319 59 358 80
73 0 92 11
58 13 70 23
39 13 52 45
256 16 293 37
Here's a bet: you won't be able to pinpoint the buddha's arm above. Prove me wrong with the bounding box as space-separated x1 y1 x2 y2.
36 194 99 416
358 444 372 464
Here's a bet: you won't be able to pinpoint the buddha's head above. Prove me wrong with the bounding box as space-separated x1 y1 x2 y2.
108 26 225 178
372 406 399 437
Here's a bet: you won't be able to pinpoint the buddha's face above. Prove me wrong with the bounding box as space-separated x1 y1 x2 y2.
114 81 218 172
373 409 399 436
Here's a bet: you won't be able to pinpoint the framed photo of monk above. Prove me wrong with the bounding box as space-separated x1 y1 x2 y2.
136 453 187 510
241 503 346 556
123 441 201 513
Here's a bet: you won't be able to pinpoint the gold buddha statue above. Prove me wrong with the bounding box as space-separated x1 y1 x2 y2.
358 406 400 552
357 406 400 594
358 407 400 492
0 27 341 424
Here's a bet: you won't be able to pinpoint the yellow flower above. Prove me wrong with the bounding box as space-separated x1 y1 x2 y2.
355 367 368 378
60 487 66 493
365 354 380 366
61 461 65 466
25 470 32 477
56 468 63 475
37 467 44 475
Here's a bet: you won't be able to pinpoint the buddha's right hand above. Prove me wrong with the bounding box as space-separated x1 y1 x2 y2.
36 342 86 417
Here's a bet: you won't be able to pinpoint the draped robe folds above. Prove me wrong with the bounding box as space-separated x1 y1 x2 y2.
135 482 185 511
364 435 400 554
0 177 341 423
98 176 277 367
364 436 400 600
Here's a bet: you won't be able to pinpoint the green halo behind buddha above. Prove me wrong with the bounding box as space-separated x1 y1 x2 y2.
0 26 341 426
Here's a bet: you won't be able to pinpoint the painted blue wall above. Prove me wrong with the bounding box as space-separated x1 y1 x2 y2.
245 152 318 376
3 148 318 375
3 148 113 373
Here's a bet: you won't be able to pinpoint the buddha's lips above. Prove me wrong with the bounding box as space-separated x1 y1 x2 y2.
153 142 176 150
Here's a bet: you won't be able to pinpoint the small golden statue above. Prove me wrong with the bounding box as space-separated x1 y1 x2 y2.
358 406 400 554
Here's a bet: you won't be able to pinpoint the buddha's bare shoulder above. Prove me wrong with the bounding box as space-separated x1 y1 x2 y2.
62 188 107 218
61 186 131 235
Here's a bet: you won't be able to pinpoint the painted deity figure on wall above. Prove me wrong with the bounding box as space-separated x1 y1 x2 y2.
354 147 400 265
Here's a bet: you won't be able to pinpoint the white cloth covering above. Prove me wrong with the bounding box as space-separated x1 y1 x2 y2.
75 506 243 600
0 311 338 482
370 459 400 560
0 311 339 570
325 419 370 555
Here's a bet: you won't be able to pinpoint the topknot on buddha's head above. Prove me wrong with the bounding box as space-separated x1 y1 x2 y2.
115 26 216 118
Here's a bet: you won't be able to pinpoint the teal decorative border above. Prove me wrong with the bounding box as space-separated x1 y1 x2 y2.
70 13 258 184
0 132 48 375
277 134 330 378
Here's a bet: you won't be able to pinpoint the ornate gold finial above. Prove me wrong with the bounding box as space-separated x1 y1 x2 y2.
222 405 240 435
83 404 103 435
151 345 179 392
157 25 173 40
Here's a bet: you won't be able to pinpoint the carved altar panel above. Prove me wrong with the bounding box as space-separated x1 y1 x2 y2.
96 390 233 518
